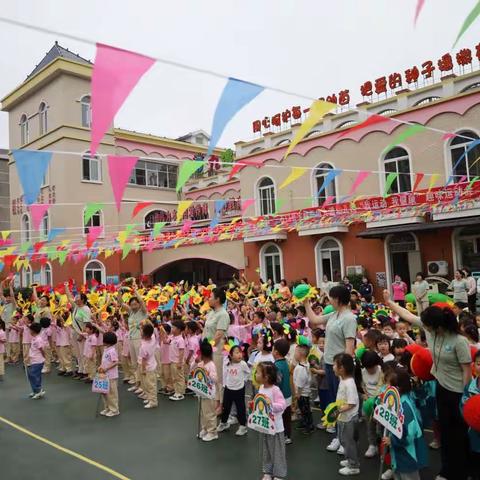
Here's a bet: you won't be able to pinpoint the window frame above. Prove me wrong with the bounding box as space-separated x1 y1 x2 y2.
21 265 33 287
128 160 177 190
381 146 412 194
82 151 102 183
256 176 276 216
315 236 344 285
259 242 284 284
80 95 92 128
43 263 53 286
83 209 104 236
20 114 29 144
38 102 48 135
21 213 31 243
312 162 337 206
84 260 106 284
447 130 480 183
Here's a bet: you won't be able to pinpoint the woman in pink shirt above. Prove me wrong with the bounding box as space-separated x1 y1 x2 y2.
392 275 408 307
98 331 120 417
26 323 46 399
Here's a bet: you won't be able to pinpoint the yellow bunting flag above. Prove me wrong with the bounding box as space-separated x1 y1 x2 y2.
104 249 114 259
428 173 440 192
279 167 307 189
284 100 336 158
176 201 193 222
1 231 11 241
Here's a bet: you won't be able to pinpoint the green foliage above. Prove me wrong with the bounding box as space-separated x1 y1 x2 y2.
220 148 235 168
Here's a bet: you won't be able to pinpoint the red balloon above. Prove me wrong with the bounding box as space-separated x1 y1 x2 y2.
411 348 435 381
464 395 480 432
405 343 423 355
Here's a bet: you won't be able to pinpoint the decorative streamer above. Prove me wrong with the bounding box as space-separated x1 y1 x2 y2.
453 0 480 47
206 78 264 158
428 173 440 191
348 171 370 195
152 222 166 239
12 150 52 205
412 173 425 192
383 124 426 154
47 228 65 242
29 204 50 231
107 155 139 211
339 114 389 138
414 0 425 25
176 201 193 222
274 198 285 214
90 43 155 154
1 231 11 241
181 219 194 234
84 203 104 224
132 201 154 218
318 169 342 197
279 167 307 189
228 158 263 180
176 160 204 192
447 138 480 185
442 132 456 141
284 100 336 158
241 199 255 214
86 226 103 249
467 176 480 190
383 173 398 197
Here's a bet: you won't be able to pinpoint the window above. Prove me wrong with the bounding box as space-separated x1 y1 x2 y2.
84 260 105 284
413 96 441 106
260 243 283 284
316 237 343 283
383 147 411 193
82 151 102 182
40 213 49 240
81 95 91 128
305 130 321 138
39 102 48 135
84 210 103 234
144 210 170 229
314 163 336 205
43 263 52 286
461 82 480 93
129 160 177 189
258 177 275 215
378 109 397 116
336 120 357 129
20 114 29 144
457 225 480 271
274 139 291 146
21 214 31 243
449 130 480 182
21 266 32 287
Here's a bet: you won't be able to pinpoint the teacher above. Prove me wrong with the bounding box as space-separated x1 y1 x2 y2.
383 290 472 480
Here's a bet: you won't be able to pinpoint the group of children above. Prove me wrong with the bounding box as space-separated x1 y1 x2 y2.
1 278 480 480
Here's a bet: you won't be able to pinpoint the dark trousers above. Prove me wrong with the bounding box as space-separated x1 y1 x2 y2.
298 396 313 430
318 388 330 412
325 363 340 406
221 386 246 426
282 405 292 439
468 293 477 314
27 363 44 393
436 381 469 480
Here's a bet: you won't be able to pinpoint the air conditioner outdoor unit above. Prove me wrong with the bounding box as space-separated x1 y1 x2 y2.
346 265 365 276
427 261 448 276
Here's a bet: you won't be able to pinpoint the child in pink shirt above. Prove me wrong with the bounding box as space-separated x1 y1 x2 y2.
21 314 34 365
54 314 72 375
98 331 120 417
82 323 97 382
7 318 21 364
169 320 186 401
0 320 6 380
158 323 173 395
26 323 47 399
137 323 158 409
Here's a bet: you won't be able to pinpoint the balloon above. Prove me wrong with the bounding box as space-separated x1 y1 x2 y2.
405 343 423 355
292 283 311 300
463 395 480 432
411 348 434 381
405 293 416 304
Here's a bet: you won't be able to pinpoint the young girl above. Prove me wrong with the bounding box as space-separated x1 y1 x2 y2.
7 317 20 364
55 313 73 376
255 361 287 480
0 320 5 380
198 339 218 442
376 334 395 363
382 367 428 480
138 323 158 409
169 320 186 401
82 323 97 383
334 353 360 476
158 323 173 395
98 331 120 417
26 323 47 399
217 344 250 436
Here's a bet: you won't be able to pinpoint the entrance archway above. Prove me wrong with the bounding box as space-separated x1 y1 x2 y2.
152 258 238 286
385 232 420 289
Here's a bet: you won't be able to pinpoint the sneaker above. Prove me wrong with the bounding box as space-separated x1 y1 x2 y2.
326 438 340 451
434 476 448 480
303 427 315 435
128 379 136 385
381 470 394 480
316 422 326 430
337 446 345 455
28 392 35 398
105 410 119 417
339 466 360 476
326 426 336 434
228 415 238 425
217 422 230 432
57 371 66 376
202 432 218 442
138 394 147 400
143 399 149 404
127 386 137 392
41 368 49 374
197 429 206 439
169 393 184 401
284 437 293 445
235 425 248 436
429 439 441 449
99 409 109 416
261 475 273 480
64 372 73 377
185 388 195 396
364 445 378 458
144 402 157 409
340 460 349 467
133 388 143 394
162 389 174 396
32 391 45 400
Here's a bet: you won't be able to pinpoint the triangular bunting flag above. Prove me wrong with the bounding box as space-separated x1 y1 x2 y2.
339 114 389 138
318 169 342 197
86 226 103 249
84 203 104 224
383 124 426 154
177 201 193 222
176 160 204 192
107 155 138 211
152 222 166 239
279 167 307 190
132 201 154 218
29 204 50 231
383 173 398 197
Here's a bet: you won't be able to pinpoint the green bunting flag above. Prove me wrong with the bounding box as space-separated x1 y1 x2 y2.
176 160 203 192
122 243 133 260
383 173 398 197
84 202 104 224
453 0 480 47
274 198 285 214
152 222 166 239
383 124 426 154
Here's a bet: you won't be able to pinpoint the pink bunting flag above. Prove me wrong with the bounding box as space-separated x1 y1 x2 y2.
181 219 193 234
86 226 103 249
442 132 456 141
107 155 139 211
414 0 425 26
132 201 154 218
241 199 255 215
90 44 155 154
29 204 50 231
348 171 370 195
339 114 389 138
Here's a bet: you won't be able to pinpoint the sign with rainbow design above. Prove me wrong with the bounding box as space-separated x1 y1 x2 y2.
247 393 276 435
187 366 216 399
373 386 405 439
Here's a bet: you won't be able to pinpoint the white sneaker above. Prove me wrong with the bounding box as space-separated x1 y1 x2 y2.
337 445 345 455
326 426 336 434
285 437 292 445
434 476 447 480
202 432 218 442
326 438 340 451
128 379 136 385
144 402 157 409
364 445 378 458
316 422 326 430
127 386 137 392
429 439 441 449
169 393 184 401
32 390 45 400
228 415 238 425
133 388 143 394
261 475 273 480
381 469 394 480
197 429 206 439
105 410 119 417
340 460 349 467
29 392 35 398
339 466 360 476
217 422 230 432
99 409 109 416
235 425 248 436
143 399 149 404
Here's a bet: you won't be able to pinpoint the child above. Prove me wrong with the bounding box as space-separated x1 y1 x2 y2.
395 320 414 345
333 353 360 476
376 334 395 363
217 344 250 436
39 317 53 374
361 350 384 458
121 323 135 385
310 330 330 430
21 314 34 365
82 322 97 383
391 339 408 363
98 331 120 417
138 323 158 409
55 314 73 376
0 320 5 380
382 367 428 480
26 323 47 399
198 339 218 442
7 317 20 364
158 323 173 395
273 339 293 445
382 323 395 340
293 343 314 434
169 320 186 401
255 361 287 480
253 329 275 364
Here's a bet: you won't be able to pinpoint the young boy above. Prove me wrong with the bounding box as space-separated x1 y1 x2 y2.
98 331 120 417
293 343 314 434
395 320 414 345
138 323 158 409
158 323 173 395
273 339 293 444
376 334 394 363
26 323 47 399
169 320 186 401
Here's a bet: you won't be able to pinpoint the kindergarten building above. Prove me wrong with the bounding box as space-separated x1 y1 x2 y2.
3 42 480 294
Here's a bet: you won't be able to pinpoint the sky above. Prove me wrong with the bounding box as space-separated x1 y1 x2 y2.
0 0 479 150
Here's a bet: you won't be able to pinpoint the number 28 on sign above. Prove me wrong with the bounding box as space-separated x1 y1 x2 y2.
373 386 405 439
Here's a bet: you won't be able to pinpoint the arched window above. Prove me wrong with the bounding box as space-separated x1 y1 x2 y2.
20 114 29 144
305 130 321 138
40 213 49 239
378 109 397 116
39 102 48 135
274 139 291 146
314 163 336 205
84 260 106 284
260 243 283 284
383 147 411 193
336 120 357 130
144 210 170 229
21 265 32 287
82 151 101 182
81 95 91 128
315 237 343 283
43 263 53 286
461 82 480 93
257 177 275 215
449 130 480 182
84 209 103 234
413 96 441 106
249 147 263 154
21 214 31 243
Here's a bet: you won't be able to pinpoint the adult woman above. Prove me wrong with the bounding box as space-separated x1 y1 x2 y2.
392 275 408 307
319 274 333 295
462 267 477 314
278 279 291 300
450 270 468 307
304 285 356 452
358 276 373 300
203 287 230 408
342 276 353 292
412 272 429 315
383 290 472 480
32 285 52 322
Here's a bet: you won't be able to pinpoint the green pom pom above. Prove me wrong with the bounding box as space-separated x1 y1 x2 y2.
428 292 451 304
323 305 335 315
363 396 376 417
355 344 367 361
292 284 311 300
405 293 416 304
